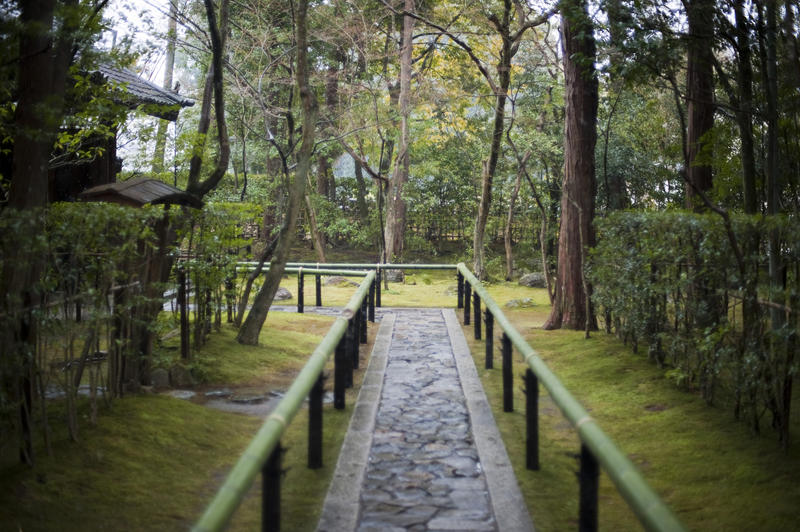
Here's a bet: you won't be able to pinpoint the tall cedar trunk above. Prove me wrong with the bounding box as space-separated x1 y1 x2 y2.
151 0 178 174
543 0 598 330
237 0 316 345
473 6 511 280
734 0 758 215
685 0 715 209
4 0 76 465
384 0 415 262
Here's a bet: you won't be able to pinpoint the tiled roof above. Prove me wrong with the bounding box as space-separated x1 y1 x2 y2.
97 64 194 120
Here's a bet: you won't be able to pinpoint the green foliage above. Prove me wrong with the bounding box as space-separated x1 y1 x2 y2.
589 210 800 441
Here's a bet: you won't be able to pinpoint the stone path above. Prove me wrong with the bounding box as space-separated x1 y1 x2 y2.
318 308 533 532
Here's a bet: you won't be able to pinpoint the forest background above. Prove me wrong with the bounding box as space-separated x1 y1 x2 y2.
1 0 799 496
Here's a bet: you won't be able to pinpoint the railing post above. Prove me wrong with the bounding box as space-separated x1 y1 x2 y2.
484 311 494 369
502 333 513 412
464 282 471 325
579 444 599 532
315 273 322 307
457 271 464 309
524 369 540 470
376 267 382 307
262 444 283 532
308 373 324 469
297 269 304 313
360 298 368 343
368 277 376 322
346 318 356 382
473 292 481 340
334 337 346 409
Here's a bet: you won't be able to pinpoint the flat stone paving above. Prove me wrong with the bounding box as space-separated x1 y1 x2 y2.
359 309 495 532
318 307 533 532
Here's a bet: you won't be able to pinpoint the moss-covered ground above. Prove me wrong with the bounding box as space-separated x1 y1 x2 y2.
2 270 798 531
463 282 800 531
0 310 374 531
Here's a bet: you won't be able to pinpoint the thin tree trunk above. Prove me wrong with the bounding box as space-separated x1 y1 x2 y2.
384 0 415 262
504 154 527 280
152 0 178 174
473 29 511 280
237 0 316 345
354 160 369 223
305 194 327 262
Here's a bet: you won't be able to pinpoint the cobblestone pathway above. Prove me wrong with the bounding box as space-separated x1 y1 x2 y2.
318 307 532 532
357 309 496 532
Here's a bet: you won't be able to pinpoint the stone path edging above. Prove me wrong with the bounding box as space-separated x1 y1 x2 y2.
443 308 535 532
317 313 396 532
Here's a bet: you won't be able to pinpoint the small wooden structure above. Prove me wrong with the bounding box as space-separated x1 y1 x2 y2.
79 177 202 208
48 64 194 202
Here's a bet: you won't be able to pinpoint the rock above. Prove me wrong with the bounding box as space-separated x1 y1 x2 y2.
231 394 267 404
150 368 170 389
384 269 405 282
518 272 547 288
274 286 292 300
167 389 196 400
169 364 194 388
505 298 535 309
325 276 359 287
204 389 233 398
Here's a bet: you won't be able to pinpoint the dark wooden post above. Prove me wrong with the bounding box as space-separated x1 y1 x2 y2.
334 337 346 409
579 444 599 532
484 311 494 369
359 299 366 344
368 277 376 322
178 265 189 360
502 333 513 412
346 318 356 383
464 283 472 325
473 292 481 340
308 373 324 469
376 268 382 307
457 271 464 309
315 273 322 306
262 444 283 532
297 271 304 313
524 369 540 470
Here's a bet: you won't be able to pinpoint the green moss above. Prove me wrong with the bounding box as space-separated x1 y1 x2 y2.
0 396 262 531
0 310 368 532
191 313 334 385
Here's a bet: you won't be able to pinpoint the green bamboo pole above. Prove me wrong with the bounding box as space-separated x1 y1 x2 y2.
193 271 375 532
237 262 458 271
456 263 684 532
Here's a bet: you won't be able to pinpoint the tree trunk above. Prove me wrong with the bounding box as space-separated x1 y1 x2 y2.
384 0 415 262
685 0 715 209
305 194 327 262
473 20 511 280
4 0 78 465
354 160 369 223
733 0 758 214
237 0 316 345
151 0 178 174
544 0 598 331
504 157 526 281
